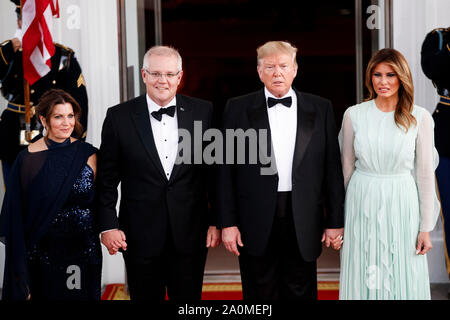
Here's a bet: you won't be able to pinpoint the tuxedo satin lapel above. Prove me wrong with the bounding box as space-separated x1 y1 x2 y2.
168 96 193 183
293 91 316 170
131 95 166 180
248 90 275 170
248 95 270 133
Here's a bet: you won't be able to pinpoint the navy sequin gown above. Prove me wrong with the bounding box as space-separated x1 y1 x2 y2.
0 138 102 300
27 164 102 300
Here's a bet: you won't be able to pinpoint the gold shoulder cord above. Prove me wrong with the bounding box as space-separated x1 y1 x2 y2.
0 45 8 65
54 42 73 53
77 74 86 88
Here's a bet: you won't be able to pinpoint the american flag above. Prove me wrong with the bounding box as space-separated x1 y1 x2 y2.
21 0 60 85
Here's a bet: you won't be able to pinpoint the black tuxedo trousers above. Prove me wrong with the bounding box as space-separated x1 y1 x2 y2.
239 192 317 300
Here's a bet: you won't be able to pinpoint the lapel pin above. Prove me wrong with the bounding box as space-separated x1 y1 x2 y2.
180 107 184 111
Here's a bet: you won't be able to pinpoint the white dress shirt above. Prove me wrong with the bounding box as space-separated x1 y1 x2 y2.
146 94 179 180
265 87 297 192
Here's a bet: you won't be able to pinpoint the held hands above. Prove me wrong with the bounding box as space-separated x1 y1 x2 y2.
101 229 127 255
206 226 221 248
416 232 432 255
222 226 244 256
322 228 344 251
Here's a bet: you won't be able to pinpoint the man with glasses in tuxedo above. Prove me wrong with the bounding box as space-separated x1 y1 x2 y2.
97 45 220 300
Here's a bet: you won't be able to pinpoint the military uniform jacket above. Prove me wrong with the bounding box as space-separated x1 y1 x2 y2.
421 28 450 157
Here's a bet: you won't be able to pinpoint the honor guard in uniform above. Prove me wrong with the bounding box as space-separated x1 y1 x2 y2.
0 0 89 186
421 26 450 290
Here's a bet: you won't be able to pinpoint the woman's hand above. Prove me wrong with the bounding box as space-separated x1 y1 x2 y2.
416 232 432 255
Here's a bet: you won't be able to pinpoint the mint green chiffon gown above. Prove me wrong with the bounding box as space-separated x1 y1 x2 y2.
338 100 440 300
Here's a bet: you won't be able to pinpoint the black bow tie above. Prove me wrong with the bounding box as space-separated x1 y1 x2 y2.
267 97 292 108
151 105 176 121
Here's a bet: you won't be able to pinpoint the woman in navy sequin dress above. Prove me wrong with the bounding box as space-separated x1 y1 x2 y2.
0 89 102 300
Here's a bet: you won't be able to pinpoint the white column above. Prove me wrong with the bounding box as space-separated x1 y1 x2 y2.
393 0 450 284
74 0 125 286
125 0 142 99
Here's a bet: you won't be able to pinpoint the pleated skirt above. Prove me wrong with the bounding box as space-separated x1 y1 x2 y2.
339 169 431 300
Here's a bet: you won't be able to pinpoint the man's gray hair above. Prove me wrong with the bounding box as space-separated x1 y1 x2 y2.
142 46 183 71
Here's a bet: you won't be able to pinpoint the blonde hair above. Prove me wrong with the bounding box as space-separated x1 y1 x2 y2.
142 45 182 71
365 48 416 132
256 41 298 67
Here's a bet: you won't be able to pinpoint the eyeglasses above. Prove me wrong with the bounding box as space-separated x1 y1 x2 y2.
144 68 181 80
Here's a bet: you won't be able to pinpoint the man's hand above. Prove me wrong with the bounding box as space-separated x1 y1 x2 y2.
206 226 221 248
416 232 432 255
12 38 21 52
222 226 243 256
321 228 344 250
101 229 127 255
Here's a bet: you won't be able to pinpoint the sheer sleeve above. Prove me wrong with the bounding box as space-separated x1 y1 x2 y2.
20 151 47 197
339 108 356 190
415 110 440 232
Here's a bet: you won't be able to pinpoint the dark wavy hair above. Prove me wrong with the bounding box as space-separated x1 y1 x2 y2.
35 89 83 138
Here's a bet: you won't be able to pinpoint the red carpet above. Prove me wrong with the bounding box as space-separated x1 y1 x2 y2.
101 282 339 300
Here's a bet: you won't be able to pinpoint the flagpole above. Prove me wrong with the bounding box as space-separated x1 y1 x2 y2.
24 79 32 142
21 0 32 143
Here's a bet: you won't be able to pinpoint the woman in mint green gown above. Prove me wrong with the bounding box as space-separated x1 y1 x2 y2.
338 49 440 300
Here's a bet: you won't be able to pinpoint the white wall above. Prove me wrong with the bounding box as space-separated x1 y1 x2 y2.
73 0 125 287
0 0 125 289
393 0 450 284
393 0 449 113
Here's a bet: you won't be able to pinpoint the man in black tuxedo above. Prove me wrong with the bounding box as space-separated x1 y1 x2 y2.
97 46 220 300
218 41 345 300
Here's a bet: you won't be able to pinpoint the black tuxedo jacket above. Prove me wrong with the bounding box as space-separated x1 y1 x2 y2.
97 94 214 258
217 88 345 261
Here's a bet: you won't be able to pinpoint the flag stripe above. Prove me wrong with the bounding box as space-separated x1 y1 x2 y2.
22 0 59 85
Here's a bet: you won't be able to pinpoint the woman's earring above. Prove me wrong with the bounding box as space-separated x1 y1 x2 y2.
42 126 47 137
